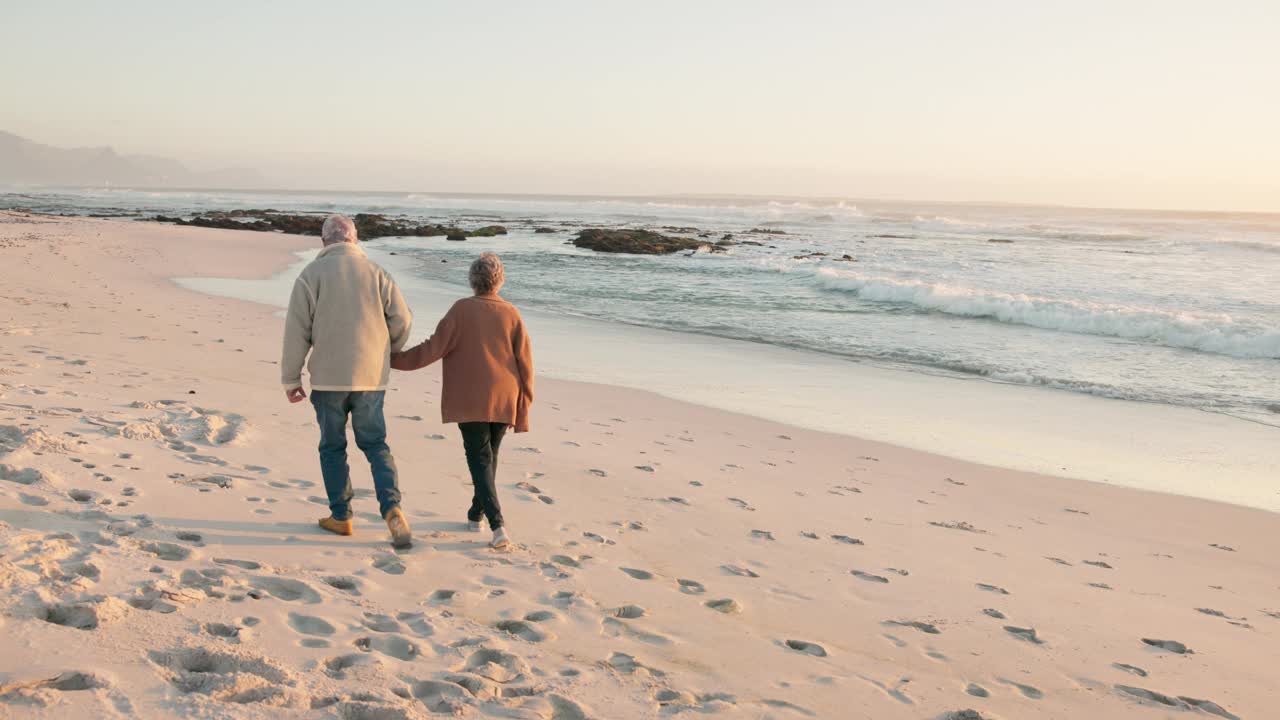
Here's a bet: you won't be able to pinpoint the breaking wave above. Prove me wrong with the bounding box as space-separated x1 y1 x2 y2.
811 268 1280 360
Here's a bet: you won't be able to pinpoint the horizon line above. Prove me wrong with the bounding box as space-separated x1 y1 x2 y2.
3 182 1279 219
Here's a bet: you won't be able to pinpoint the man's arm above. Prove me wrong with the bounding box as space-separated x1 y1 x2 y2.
384 274 413 352
281 276 314 400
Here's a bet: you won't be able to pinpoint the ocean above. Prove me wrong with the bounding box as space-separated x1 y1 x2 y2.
5 187 1278 508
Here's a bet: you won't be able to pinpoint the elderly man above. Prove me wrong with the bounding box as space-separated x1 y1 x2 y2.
281 214 414 548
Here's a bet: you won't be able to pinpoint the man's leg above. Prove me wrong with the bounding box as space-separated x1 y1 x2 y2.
311 391 353 521
350 391 402 518
460 422 502 530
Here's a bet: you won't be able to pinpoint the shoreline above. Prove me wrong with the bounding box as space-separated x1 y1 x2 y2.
2 212 1278 719
179 226 1280 514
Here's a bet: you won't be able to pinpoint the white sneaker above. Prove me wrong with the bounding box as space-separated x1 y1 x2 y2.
491 527 510 549
467 520 483 533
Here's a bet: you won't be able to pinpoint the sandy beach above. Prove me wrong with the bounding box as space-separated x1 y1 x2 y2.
2 211 1278 719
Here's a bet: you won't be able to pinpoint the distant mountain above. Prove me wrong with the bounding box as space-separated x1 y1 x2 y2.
0 131 267 189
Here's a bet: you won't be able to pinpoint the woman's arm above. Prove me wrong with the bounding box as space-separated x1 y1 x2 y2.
391 307 458 371
512 312 534 432
513 315 534 404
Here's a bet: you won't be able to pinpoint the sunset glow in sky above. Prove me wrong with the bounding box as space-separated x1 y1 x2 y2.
3 1 1278 211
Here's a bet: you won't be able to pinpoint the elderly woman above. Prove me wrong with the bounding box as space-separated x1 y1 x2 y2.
390 252 533 549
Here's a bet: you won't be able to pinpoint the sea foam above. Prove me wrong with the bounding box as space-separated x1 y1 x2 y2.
812 268 1280 360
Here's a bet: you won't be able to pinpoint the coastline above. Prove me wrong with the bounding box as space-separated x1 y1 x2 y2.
181 230 1280 513
2 212 1277 719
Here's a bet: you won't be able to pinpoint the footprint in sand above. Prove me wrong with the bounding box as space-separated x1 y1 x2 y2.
727 497 755 511
372 552 406 575
722 565 760 578
621 568 654 580
785 640 828 657
602 617 671 646
1113 663 1148 677
515 481 542 494
139 541 194 562
399 612 435 637
322 576 362 595
965 683 990 698
976 583 1009 595
496 619 554 643
615 605 648 619
428 589 458 605
288 612 336 637
750 530 775 541
408 680 470 714
852 570 889 583
524 609 558 623
40 598 127 631
677 579 706 595
582 531 616 545
607 652 664 677
929 520 986 533
982 608 1006 619
203 622 241 641
885 620 940 635
459 648 529 683
354 634 421 661
832 535 864 546
323 653 382 679
362 613 402 633
1142 638 1193 654
589 468 608 477
1004 626 1044 644
999 679 1043 700
705 599 742 614
175 532 203 545
213 557 261 570
249 576 321 603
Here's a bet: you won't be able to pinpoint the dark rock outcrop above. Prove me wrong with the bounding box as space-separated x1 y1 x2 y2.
746 227 788 235
572 229 707 255
148 210 451 240
534 227 558 234
469 225 508 237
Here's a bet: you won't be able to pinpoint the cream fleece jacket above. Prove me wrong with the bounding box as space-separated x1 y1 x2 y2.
280 242 412 391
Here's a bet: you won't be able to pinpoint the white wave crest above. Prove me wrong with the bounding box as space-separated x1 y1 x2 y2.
812 268 1280 360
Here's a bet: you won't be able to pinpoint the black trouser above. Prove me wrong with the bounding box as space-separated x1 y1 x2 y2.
460 422 507 530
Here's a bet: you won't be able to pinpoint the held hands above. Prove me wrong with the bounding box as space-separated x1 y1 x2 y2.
285 387 307 404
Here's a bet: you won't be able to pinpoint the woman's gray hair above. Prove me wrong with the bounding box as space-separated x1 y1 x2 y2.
469 252 505 295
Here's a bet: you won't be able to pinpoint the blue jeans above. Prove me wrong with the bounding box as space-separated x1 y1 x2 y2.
310 390 401 521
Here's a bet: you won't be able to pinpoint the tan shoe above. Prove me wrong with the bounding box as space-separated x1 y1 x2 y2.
385 507 413 549
318 516 354 536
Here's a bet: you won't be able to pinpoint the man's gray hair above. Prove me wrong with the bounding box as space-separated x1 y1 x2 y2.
321 214 358 244
469 252 505 295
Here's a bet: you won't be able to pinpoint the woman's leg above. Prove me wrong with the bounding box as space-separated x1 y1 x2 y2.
483 423 508 529
460 422 500 528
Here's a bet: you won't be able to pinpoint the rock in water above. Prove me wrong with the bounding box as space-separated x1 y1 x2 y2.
573 228 708 255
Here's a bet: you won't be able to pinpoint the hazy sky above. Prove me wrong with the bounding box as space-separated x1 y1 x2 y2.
3 1 1278 211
